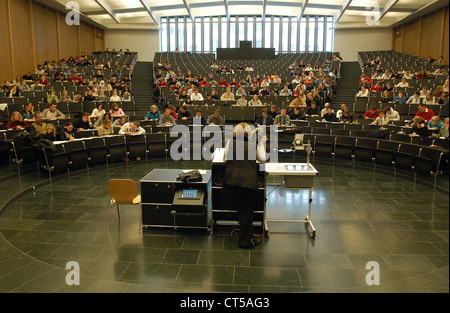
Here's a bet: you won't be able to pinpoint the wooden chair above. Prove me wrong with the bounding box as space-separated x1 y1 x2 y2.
108 179 142 232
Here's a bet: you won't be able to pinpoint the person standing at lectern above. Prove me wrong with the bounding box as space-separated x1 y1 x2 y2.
224 123 267 249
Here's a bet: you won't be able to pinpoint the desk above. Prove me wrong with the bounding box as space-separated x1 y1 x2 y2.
264 163 318 238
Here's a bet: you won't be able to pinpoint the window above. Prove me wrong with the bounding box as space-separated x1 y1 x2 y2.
282 17 289 53
204 17 210 53
195 18 202 52
161 18 168 52
169 18 176 52
178 17 185 52
158 15 334 55
290 17 297 52
255 17 262 48
212 17 219 52
273 17 280 53
308 16 315 52
221 17 227 48
186 18 193 52
264 18 271 48
317 17 324 52
247 17 254 45
326 17 334 52
299 17 306 52
229 17 236 48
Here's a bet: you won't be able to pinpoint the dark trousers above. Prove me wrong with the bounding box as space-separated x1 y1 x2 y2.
227 185 258 247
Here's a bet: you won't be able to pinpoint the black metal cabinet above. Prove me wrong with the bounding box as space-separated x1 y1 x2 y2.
140 169 212 231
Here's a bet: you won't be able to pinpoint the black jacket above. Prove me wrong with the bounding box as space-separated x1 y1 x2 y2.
224 138 258 190
256 114 273 126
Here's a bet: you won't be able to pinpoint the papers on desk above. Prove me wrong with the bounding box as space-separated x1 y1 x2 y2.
0 103 7 111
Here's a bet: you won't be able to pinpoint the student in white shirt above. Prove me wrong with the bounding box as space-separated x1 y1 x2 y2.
356 86 369 97
109 90 122 102
395 78 409 88
190 89 204 101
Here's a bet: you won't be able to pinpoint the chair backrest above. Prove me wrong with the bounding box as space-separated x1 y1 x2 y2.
109 179 139 204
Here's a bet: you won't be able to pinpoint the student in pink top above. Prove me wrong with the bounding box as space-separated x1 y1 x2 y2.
110 104 125 117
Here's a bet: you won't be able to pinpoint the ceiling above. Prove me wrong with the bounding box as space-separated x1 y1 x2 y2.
43 0 447 30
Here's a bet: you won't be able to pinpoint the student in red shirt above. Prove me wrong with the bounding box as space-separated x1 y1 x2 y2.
218 78 228 87
69 73 83 84
38 75 50 86
363 105 380 119
199 77 209 87
415 104 435 122
370 81 383 92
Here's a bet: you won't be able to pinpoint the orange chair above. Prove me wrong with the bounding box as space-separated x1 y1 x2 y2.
108 179 142 232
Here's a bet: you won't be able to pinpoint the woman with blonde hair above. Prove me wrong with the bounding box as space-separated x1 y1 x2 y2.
7 111 29 130
145 105 161 121
40 123 57 141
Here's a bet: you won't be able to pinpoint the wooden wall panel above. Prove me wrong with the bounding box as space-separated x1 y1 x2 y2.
0 0 13 83
80 23 95 55
392 26 402 51
420 9 443 59
393 5 449 61
58 12 80 59
443 7 449 60
95 28 105 52
402 19 420 56
33 1 58 65
0 0 106 84
10 0 34 77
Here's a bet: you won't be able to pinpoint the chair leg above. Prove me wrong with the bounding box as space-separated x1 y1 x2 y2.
108 199 113 232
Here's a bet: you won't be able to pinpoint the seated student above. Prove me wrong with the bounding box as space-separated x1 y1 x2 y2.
406 91 421 104
74 112 92 131
145 105 161 121
370 81 383 93
259 86 270 97
248 86 259 96
235 86 246 97
411 117 430 137
94 112 112 128
204 94 215 106
289 95 306 108
7 111 29 130
22 103 35 122
279 86 292 97
42 104 65 120
178 105 193 121
385 107 400 122
39 123 57 142
356 86 369 97
363 105 380 119
220 87 235 101
268 105 278 119
321 106 337 122
235 95 248 107
305 101 321 117
119 121 146 136
60 122 76 141
256 109 274 126
97 119 114 136
158 108 177 126
110 103 125 117
85 90 96 102
30 112 46 137
190 88 204 101
340 110 353 124
207 109 224 126
415 103 435 122
371 109 389 126
109 90 122 102
60 90 72 102
435 117 449 138
379 90 393 105
289 107 304 120
422 92 436 105
427 116 444 132
218 78 228 87
320 103 334 117
193 108 206 126
395 77 409 88
112 116 127 129
248 94 262 106
273 108 291 127
392 91 407 104
91 103 106 119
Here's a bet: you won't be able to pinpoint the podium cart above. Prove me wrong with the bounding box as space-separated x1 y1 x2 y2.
210 148 266 236
140 169 212 232
264 163 318 238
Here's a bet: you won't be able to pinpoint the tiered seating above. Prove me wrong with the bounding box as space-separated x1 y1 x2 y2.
353 50 449 122
154 52 341 113
0 51 139 128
